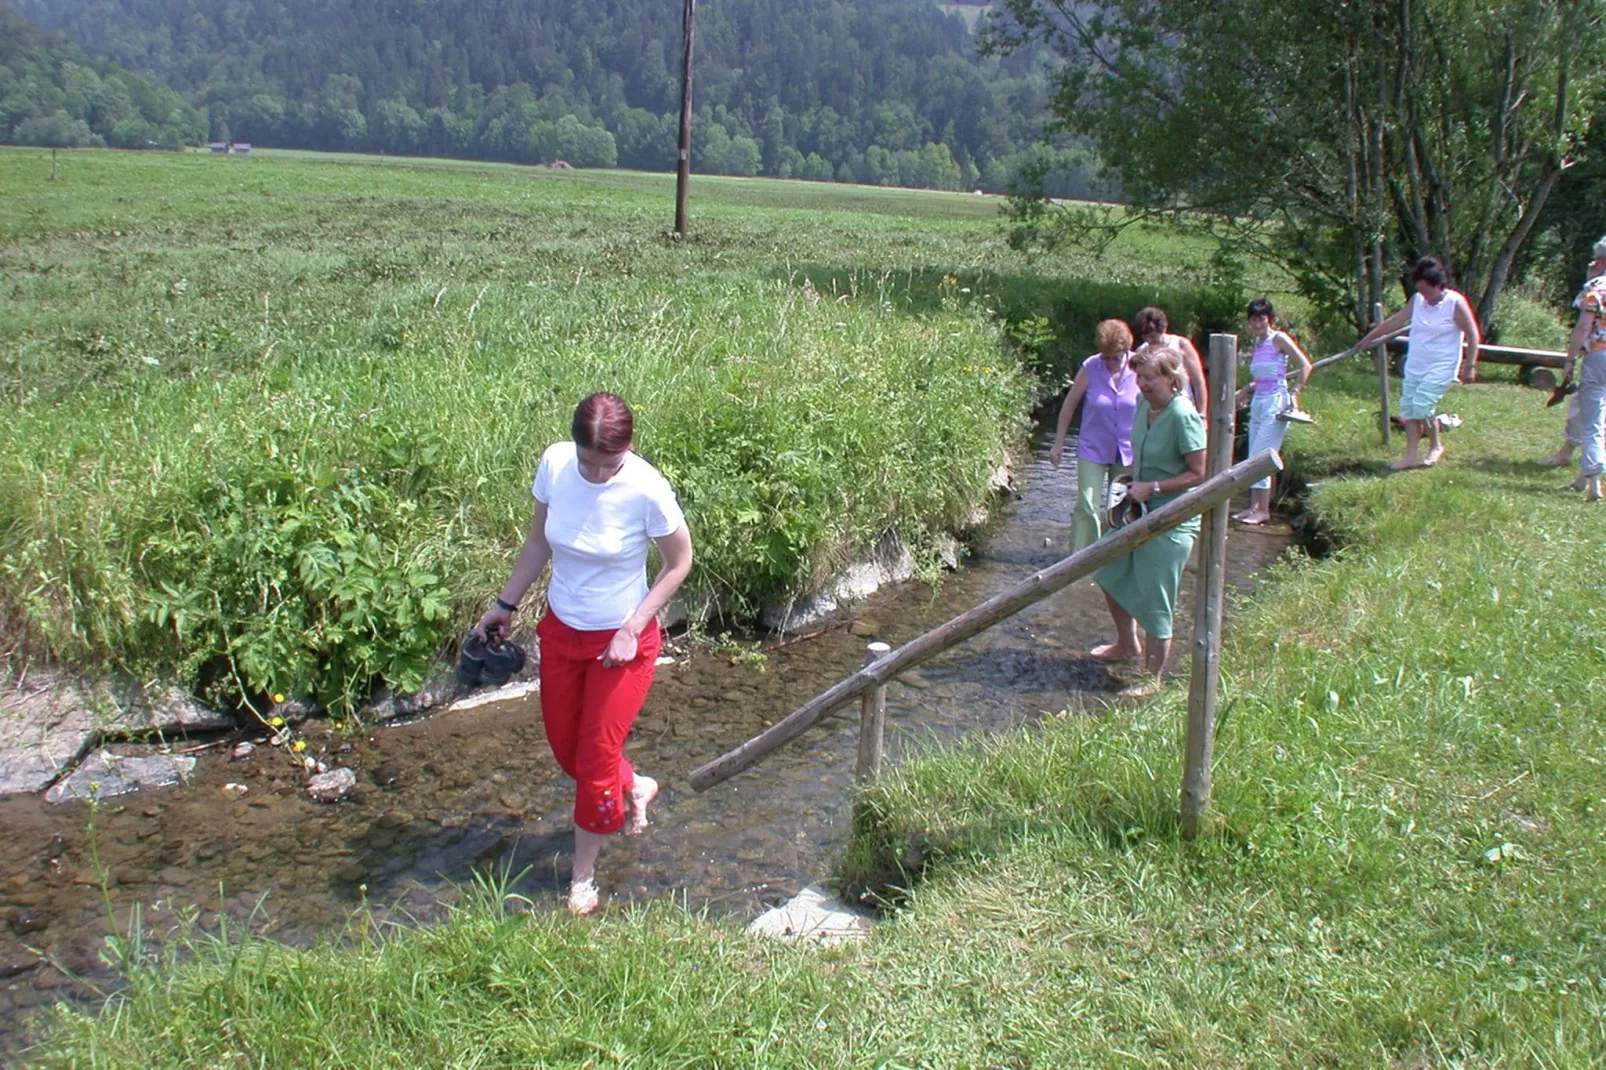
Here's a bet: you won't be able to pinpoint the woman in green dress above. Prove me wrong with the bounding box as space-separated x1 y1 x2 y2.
1090 346 1207 697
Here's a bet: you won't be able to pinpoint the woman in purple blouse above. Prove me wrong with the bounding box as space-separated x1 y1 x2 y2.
1049 319 1141 550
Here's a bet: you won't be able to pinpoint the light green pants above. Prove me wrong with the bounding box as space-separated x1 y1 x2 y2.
1073 458 1125 551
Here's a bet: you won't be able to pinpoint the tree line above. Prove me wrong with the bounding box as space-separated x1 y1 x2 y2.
6 0 1115 198
985 0 1606 331
0 5 204 150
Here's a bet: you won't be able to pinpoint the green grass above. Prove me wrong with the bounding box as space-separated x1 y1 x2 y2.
30 363 1606 1066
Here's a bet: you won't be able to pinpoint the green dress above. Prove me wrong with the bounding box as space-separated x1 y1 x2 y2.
1094 394 1207 640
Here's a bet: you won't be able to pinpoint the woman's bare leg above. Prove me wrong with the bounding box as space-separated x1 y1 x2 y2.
568 827 606 914
1091 592 1143 660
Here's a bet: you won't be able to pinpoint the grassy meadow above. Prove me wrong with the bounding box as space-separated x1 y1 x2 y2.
28 355 1606 1065
5 147 1152 714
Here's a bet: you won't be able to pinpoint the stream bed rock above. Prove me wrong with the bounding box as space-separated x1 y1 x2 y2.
1 672 231 797
44 752 198 804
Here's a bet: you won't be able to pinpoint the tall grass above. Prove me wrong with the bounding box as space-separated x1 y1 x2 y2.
0 149 1037 713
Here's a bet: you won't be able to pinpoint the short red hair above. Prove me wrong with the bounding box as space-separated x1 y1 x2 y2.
571 392 634 453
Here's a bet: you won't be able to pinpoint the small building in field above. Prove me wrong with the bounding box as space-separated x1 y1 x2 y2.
208 142 229 153
232 142 251 154
208 141 253 155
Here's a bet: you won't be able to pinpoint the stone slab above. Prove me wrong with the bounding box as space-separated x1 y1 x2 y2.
746 885 875 946
44 750 198 804
1 670 233 797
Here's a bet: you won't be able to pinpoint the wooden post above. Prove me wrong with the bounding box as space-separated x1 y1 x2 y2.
1373 301 1390 445
690 449 1283 792
50 148 58 182
673 0 696 237
855 642 892 784
1180 335 1236 839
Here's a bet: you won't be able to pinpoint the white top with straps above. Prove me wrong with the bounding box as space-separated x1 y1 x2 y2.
1405 290 1469 385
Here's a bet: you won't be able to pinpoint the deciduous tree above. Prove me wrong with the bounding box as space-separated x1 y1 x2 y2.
987 0 1606 328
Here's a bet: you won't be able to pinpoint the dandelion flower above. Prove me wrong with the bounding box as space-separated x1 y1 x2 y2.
293 740 308 753
270 715 285 727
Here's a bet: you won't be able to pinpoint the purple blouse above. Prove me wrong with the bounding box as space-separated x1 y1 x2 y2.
1077 352 1139 466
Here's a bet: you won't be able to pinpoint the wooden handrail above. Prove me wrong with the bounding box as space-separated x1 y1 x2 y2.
688 447 1284 792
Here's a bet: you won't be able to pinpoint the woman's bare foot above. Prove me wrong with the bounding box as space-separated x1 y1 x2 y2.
1422 445 1446 467
1090 641 1143 662
1117 677 1162 699
1389 456 1422 471
1236 510 1270 526
1539 448 1575 468
625 774 658 836
567 877 600 915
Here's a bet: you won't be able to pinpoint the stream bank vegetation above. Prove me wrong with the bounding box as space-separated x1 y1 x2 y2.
1 147 1252 720
29 356 1606 1062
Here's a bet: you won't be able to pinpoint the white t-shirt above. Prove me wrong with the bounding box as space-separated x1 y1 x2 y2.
1405 290 1470 384
531 441 686 631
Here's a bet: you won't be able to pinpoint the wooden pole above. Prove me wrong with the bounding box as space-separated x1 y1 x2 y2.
855 642 892 784
50 148 58 182
673 0 696 237
1180 335 1237 839
1373 302 1390 445
689 449 1283 792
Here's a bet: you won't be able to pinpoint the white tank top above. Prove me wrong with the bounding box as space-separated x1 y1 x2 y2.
1405 291 1468 384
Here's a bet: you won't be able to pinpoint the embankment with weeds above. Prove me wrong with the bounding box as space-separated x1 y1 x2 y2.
30 361 1606 1064
1 149 1047 715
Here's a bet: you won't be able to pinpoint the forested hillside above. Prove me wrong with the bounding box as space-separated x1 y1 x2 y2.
10 0 1103 194
0 4 204 150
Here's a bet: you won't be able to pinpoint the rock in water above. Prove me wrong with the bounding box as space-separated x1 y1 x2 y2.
306 767 357 803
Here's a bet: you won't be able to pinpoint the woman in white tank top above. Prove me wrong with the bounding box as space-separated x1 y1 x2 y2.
1355 257 1481 470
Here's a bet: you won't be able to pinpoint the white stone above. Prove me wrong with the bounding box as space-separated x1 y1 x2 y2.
746 885 875 946
306 767 357 803
448 679 541 712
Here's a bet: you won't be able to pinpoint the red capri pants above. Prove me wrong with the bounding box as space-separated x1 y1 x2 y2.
536 611 661 835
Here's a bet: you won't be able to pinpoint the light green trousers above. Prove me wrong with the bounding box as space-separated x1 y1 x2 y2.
1072 458 1126 551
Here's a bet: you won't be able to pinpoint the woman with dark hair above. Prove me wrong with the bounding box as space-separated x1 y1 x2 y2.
476 392 694 914
1233 297 1311 525
1090 347 1207 697
1049 318 1140 549
1133 306 1207 413
1356 257 1482 470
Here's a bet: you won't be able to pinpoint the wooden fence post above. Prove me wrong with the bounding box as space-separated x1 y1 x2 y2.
1180 334 1236 838
1374 301 1390 445
855 642 892 784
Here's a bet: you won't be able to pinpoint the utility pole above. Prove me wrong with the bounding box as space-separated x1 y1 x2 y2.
673 0 695 237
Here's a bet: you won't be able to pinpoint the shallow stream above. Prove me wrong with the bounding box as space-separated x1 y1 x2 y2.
0 430 1292 1052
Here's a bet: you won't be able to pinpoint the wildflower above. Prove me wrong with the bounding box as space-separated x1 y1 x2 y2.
270 715 285 727
293 740 308 753
272 693 286 704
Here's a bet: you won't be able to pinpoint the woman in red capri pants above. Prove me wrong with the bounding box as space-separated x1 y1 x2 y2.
475 392 694 914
